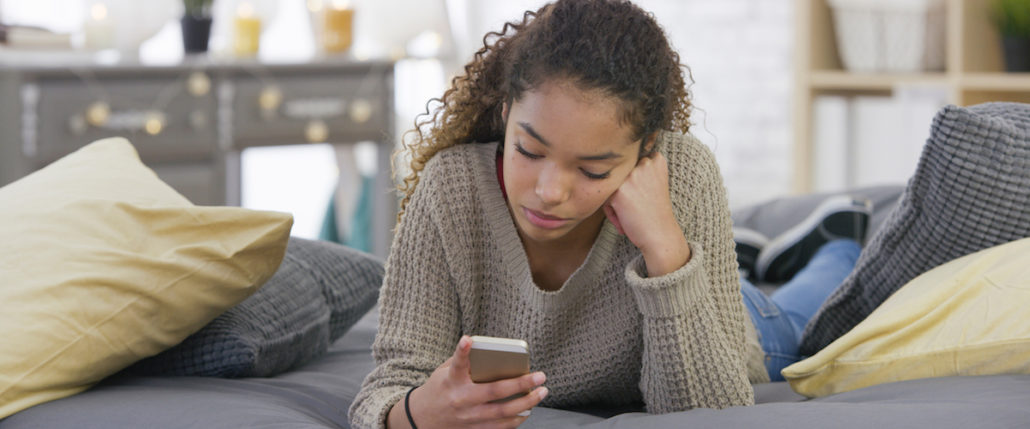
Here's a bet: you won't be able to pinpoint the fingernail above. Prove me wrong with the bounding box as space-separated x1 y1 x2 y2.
538 386 549 400
532 372 546 385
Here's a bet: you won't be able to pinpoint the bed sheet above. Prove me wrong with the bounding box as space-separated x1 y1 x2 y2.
4 307 1029 429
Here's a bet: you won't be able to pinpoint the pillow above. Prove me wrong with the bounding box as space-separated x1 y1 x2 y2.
125 237 384 377
0 138 293 419
782 237 1030 397
799 102 1030 356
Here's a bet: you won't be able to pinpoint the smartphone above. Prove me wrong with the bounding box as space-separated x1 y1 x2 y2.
469 336 533 415
468 335 530 383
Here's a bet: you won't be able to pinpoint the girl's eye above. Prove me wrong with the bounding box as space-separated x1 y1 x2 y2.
515 143 542 160
581 169 610 180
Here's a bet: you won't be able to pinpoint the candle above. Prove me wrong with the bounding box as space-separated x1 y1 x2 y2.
322 1 353 54
83 2 116 51
233 2 262 57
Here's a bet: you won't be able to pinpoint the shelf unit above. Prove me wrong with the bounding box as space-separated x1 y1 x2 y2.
792 0 1030 192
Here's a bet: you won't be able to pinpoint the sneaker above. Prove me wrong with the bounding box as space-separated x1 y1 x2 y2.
733 227 769 281
755 195 872 283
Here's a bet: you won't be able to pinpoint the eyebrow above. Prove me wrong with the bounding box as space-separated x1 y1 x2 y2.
518 122 623 161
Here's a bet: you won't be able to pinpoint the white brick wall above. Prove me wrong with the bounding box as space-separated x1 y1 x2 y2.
456 0 796 209
638 0 794 209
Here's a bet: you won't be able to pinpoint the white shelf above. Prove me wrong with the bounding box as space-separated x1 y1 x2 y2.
792 0 1030 193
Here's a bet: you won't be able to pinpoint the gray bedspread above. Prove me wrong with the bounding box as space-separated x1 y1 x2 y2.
3 308 1029 429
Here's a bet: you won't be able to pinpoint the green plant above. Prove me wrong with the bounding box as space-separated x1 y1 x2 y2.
993 0 1030 37
184 0 214 18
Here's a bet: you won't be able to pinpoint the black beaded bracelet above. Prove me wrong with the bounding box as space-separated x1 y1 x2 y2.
404 386 419 429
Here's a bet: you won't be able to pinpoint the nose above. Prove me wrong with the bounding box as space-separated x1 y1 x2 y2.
535 163 571 205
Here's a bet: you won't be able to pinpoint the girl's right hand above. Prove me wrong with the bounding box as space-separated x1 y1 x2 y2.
405 335 548 429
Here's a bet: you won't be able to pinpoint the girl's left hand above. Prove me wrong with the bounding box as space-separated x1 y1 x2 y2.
603 151 691 277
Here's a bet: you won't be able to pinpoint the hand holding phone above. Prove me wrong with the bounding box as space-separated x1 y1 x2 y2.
389 335 547 429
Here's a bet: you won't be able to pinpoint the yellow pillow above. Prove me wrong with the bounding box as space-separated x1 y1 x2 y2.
0 138 292 418
783 237 1030 397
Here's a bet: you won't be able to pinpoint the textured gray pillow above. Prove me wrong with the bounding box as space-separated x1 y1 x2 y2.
126 237 384 377
799 102 1030 356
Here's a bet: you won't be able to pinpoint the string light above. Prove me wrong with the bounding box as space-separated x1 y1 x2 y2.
305 119 329 142
259 86 283 112
144 111 166 135
349 98 373 124
86 101 111 126
187 72 211 97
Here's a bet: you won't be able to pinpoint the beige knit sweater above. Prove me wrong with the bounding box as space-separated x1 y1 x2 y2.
349 132 769 429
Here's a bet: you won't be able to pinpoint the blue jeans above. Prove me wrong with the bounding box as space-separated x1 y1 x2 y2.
741 240 861 381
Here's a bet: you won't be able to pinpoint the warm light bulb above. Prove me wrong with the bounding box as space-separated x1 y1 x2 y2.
307 0 323 13
86 101 110 127
91 3 108 21
305 119 329 143
187 72 211 97
144 112 165 135
349 99 372 124
258 86 283 111
331 0 350 9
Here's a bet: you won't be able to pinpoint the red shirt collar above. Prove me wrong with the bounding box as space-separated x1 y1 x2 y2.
496 149 507 200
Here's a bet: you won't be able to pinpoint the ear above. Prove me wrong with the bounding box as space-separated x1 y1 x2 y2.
642 132 659 155
502 102 510 120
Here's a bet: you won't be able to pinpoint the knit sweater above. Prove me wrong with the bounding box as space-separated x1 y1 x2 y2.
349 132 769 429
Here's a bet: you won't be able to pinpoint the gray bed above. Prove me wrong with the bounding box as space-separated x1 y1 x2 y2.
6 101 1030 428
5 181 1030 428
4 305 1029 429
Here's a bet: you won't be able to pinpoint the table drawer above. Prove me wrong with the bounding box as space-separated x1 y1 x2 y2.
230 70 391 146
30 74 217 165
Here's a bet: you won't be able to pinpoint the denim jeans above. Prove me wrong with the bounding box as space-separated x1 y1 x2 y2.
741 240 861 381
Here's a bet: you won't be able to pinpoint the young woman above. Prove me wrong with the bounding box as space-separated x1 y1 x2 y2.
350 1 863 428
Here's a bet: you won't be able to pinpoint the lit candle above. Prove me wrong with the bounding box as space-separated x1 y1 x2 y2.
233 2 262 57
307 0 325 53
83 2 116 51
322 0 354 54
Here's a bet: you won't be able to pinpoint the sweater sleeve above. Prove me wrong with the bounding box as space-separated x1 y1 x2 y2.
348 165 463 429
624 133 759 413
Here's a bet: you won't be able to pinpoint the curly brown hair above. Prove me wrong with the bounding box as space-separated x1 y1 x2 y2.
396 0 693 220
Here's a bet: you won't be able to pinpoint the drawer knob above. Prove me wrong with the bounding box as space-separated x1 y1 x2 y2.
68 114 88 136
190 110 208 130
305 119 329 143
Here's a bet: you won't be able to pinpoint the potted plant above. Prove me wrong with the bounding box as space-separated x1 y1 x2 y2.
993 0 1030 71
181 0 214 54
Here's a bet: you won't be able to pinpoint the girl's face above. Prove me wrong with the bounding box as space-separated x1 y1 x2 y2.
502 80 643 246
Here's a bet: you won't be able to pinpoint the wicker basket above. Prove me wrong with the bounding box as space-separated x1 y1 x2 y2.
828 0 946 72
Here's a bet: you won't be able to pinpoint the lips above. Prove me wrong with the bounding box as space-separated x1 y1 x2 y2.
523 207 569 230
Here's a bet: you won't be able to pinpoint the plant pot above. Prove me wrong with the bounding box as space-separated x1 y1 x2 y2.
1002 36 1030 72
181 15 212 54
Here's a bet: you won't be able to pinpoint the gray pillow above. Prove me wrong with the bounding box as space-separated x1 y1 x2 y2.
799 102 1030 356
126 237 384 377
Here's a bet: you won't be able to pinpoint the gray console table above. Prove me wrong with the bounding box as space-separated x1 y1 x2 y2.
0 57 396 258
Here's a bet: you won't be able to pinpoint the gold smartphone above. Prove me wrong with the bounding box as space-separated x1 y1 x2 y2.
468 336 533 415
468 335 530 383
